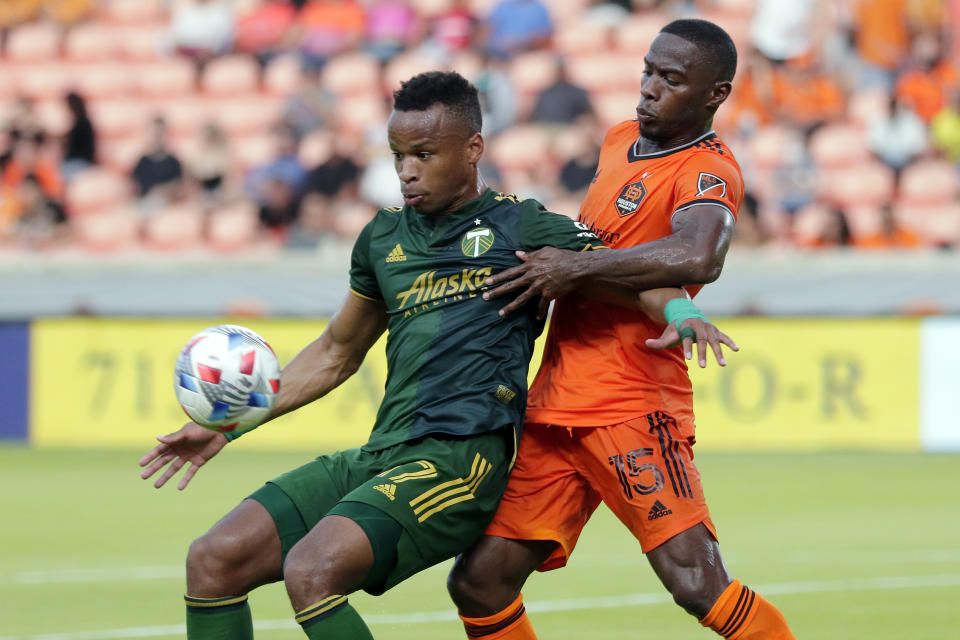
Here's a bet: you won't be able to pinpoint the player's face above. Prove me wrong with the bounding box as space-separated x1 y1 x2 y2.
388 104 483 215
636 33 731 147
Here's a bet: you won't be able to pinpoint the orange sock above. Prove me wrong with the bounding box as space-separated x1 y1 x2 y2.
700 579 795 639
459 594 539 640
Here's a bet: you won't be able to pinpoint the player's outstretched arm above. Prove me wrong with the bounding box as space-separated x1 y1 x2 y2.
639 288 739 368
484 206 734 316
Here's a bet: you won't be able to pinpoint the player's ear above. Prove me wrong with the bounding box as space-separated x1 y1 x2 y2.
466 132 484 165
706 80 732 110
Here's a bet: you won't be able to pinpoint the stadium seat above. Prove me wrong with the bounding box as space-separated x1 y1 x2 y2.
34 99 72 136
201 55 261 96
71 206 141 252
822 161 895 208
847 87 890 129
102 0 167 25
73 63 135 100
5 21 61 62
11 63 73 100
214 95 285 137
115 25 165 60
63 22 119 61
615 13 669 54
791 203 832 246
748 125 802 171
809 122 870 169
594 91 639 130
334 201 377 238
844 205 884 238
409 0 456 18
898 160 959 205
467 0 498 14
335 95 388 137
206 201 259 252
895 202 960 246
144 202 204 251
132 59 196 97
156 97 214 140
322 52 381 97
233 134 276 170
298 129 335 168
263 53 303 96
566 54 633 94
65 168 132 216
88 99 143 139
555 20 611 55
98 136 148 172
509 51 561 98
488 125 552 172
383 52 437 92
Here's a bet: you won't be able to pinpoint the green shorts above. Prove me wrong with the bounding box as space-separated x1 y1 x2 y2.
249 428 512 595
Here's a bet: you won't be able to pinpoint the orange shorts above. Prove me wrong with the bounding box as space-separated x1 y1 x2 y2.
485 412 716 571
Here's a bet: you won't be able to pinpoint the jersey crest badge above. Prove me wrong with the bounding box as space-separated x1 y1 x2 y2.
386 243 407 263
461 227 495 257
697 172 727 198
615 180 646 217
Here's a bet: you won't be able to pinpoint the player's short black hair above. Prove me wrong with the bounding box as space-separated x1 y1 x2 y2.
392 71 482 136
660 19 737 83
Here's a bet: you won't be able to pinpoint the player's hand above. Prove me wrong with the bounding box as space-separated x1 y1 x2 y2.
483 248 581 317
645 318 739 368
138 422 228 490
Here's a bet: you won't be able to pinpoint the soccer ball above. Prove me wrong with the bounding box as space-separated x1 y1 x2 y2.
173 325 281 435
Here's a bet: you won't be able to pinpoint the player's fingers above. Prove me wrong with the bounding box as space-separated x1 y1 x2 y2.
154 458 185 489
138 444 166 467
484 263 529 287
696 334 708 368
708 332 727 366
718 331 740 352
682 336 693 361
177 463 200 491
140 451 174 479
497 286 538 317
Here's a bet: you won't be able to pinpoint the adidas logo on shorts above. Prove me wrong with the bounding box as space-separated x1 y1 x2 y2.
647 500 673 520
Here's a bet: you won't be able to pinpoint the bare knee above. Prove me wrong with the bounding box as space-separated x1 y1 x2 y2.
447 537 553 617
187 530 251 596
665 567 727 616
647 525 731 618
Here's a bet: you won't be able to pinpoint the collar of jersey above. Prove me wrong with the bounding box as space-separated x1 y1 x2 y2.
409 187 495 224
628 130 716 162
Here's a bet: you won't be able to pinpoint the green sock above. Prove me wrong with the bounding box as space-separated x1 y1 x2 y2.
296 595 374 640
185 594 254 640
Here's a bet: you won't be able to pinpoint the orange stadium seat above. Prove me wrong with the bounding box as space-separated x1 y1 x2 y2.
898 160 959 205
73 63 135 100
63 21 119 61
566 54 635 94
5 21 61 62
215 95 285 137
509 51 561 98
98 136 148 171
34 98 72 136
594 91 638 130
791 203 832 246
144 202 204 251
157 97 215 141
298 129 335 168
844 205 884 238
449 50 483 82
102 0 167 25
115 25 165 60
132 59 196 98
615 13 669 54
748 125 802 171
809 122 870 169
72 206 141 252
895 201 960 246
207 201 259 252
202 55 260 96
467 0 498 15
233 134 276 170
11 63 73 100
848 87 890 129
66 168 132 215
488 124 552 172
335 94 389 137
322 52 381 97
263 53 303 96
822 161 895 208
87 98 143 139
554 20 610 55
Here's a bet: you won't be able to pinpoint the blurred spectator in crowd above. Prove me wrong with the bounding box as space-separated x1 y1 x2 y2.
286 193 339 249
529 59 593 125
2 98 44 162
1 173 67 247
233 0 297 66
895 33 959 123
187 121 232 208
426 0 475 55
799 206 853 248
931 89 960 163
365 0 420 63
61 92 96 181
749 0 831 66
850 0 910 89
556 127 600 196
772 136 818 216
2 131 61 204
302 135 361 199
131 116 184 206
284 62 339 139
290 135 361 249
245 122 307 230
294 0 366 69
867 93 927 179
482 0 553 60
169 0 234 74
474 56 516 137
857 204 922 249
770 60 844 134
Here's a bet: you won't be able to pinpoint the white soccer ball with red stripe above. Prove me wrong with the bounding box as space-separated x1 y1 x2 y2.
173 325 281 435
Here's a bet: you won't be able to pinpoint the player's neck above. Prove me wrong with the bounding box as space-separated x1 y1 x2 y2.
634 127 713 156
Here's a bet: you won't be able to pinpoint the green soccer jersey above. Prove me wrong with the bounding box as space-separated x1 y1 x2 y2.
350 188 604 451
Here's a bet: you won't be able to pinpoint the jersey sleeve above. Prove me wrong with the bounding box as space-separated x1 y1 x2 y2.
517 199 607 252
348 216 383 301
671 152 744 221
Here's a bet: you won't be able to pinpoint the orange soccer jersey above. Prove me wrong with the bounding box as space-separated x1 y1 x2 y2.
526 121 743 436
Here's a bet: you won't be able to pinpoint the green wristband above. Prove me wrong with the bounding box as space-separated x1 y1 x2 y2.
663 298 709 341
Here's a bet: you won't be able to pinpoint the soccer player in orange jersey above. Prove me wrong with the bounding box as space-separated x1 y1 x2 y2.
446 20 796 640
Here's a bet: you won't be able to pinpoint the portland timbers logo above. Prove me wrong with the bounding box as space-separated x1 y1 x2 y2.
462 227 494 257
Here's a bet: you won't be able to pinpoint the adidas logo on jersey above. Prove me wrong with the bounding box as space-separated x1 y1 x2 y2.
647 500 672 520
373 484 397 501
386 244 407 263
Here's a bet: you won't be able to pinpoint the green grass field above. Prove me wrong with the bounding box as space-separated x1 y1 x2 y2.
1 447 959 639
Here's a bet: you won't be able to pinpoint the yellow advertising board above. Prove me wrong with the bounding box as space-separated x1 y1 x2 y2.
31 318 387 451
688 317 920 451
31 317 920 451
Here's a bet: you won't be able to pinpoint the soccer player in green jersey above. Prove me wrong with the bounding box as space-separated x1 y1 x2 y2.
138 71 733 640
